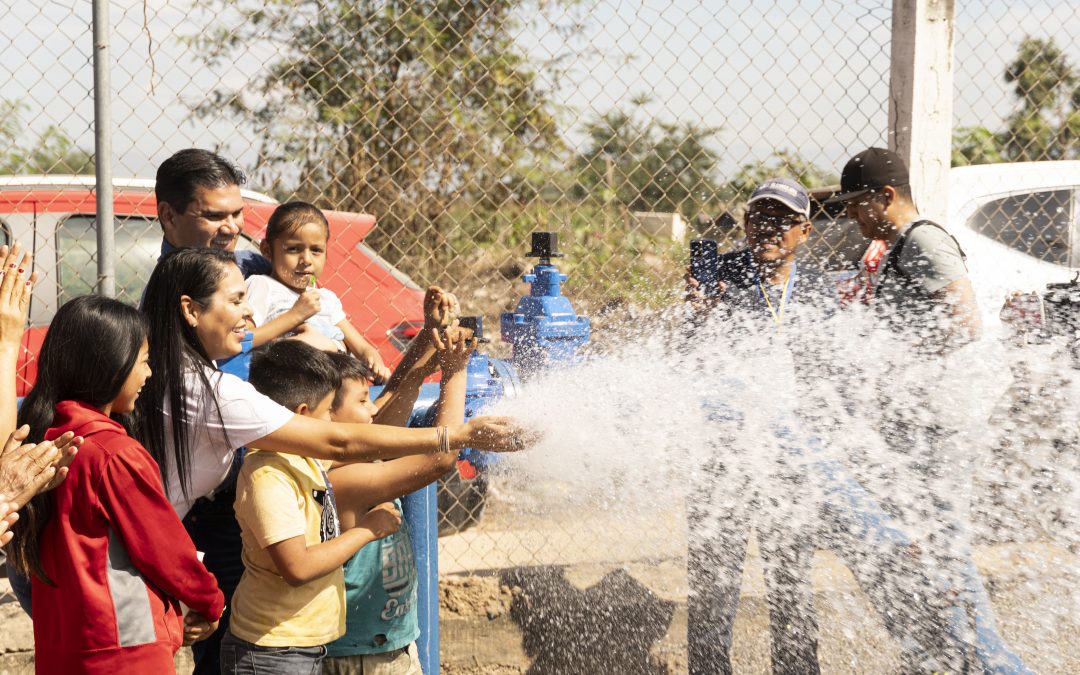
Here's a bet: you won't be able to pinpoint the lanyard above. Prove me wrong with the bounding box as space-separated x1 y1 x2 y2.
756 262 797 326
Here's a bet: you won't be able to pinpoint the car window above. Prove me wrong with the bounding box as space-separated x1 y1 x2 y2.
967 189 1073 265
57 215 263 307
57 215 162 306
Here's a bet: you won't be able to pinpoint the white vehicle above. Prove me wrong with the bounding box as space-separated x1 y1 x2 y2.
808 161 1080 330
948 161 1080 330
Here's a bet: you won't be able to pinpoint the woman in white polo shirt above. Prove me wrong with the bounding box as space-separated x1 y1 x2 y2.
136 246 522 517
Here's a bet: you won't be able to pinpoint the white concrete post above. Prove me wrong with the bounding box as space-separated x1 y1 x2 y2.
889 0 955 224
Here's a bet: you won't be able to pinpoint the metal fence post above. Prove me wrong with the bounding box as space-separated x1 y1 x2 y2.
889 0 956 223
92 0 115 298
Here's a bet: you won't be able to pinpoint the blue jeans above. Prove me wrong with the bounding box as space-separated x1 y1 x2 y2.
221 630 326 674
805 428 1032 675
697 389 1031 675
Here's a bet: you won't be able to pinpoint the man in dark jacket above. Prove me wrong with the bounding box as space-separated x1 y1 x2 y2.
684 178 836 675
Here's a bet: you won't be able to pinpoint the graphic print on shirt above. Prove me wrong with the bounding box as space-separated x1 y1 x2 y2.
378 532 417 621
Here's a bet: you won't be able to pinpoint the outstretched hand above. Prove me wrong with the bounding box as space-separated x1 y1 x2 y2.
0 426 81 509
454 416 540 453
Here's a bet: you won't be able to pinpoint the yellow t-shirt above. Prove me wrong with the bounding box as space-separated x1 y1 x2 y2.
230 450 344 646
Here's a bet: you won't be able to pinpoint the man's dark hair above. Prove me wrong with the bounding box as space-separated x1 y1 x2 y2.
266 201 330 245
155 149 247 214
892 183 914 203
250 340 341 412
325 351 374 411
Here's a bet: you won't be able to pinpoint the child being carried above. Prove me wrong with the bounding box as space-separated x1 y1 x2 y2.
245 201 392 382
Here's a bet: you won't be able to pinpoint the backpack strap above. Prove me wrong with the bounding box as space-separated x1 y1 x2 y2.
882 220 966 281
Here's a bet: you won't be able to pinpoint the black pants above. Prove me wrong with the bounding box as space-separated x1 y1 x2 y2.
183 478 245 675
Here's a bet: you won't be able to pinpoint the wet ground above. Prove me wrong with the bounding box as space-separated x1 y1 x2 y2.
3 468 1077 675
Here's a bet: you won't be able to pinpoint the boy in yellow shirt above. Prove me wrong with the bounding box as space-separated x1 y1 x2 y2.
223 340 400 673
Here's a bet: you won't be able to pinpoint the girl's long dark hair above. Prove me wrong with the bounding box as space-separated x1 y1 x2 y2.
135 247 236 502
6 295 147 582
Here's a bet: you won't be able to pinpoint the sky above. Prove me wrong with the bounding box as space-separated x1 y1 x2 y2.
0 0 1078 186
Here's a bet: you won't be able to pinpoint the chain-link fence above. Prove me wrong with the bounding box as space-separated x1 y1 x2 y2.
2 0 1080 638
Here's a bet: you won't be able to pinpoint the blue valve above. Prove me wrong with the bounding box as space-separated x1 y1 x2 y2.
500 231 591 375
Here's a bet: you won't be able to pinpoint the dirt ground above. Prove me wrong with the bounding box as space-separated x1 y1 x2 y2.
2 536 1077 674
4 461 1078 675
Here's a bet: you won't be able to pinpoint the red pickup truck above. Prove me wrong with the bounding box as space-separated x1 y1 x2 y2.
0 176 426 394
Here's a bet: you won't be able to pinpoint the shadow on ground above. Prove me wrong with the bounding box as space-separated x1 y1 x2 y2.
501 566 675 675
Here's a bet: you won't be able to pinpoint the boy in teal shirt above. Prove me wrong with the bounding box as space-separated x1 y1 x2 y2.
324 292 477 674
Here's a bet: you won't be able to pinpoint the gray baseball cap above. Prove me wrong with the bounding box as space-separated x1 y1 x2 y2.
747 178 811 218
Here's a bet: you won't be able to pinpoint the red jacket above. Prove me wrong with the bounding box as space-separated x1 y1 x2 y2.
31 400 225 675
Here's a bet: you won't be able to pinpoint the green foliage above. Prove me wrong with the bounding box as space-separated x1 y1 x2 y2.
572 101 721 217
952 126 1006 166
1001 36 1080 161
1006 37 1077 113
0 99 93 175
721 150 837 202
192 0 573 270
950 36 1080 165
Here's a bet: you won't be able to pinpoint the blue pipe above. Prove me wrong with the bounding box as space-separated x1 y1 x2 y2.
402 483 439 674
369 383 442 674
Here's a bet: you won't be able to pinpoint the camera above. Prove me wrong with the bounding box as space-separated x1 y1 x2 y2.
690 238 720 296
1041 276 1080 338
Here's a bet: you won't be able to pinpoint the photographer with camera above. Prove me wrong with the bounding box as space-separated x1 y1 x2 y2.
683 178 838 675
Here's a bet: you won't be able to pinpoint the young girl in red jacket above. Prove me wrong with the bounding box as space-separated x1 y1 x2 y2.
5 295 225 674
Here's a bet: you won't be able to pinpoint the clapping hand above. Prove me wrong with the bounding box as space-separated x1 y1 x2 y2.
0 426 81 509
0 243 36 349
432 325 476 376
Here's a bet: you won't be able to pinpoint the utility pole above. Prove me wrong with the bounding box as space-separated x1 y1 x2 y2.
889 0 955 223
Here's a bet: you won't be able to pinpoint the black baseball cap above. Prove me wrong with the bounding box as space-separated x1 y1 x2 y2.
825 147 910 203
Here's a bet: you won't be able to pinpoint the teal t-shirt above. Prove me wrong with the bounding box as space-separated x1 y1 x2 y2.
326 499 419 656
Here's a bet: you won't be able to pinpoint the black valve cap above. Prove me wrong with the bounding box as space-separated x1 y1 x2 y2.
458 315 490 343
526 231 564 259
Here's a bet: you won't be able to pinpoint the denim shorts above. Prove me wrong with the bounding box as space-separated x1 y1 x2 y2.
220 629 327 675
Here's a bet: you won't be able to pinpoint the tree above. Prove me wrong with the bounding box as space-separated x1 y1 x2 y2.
193 0 571 271
952 126 1006 167
721 151 837 202
572 100 721 217
1002 36 1080 161
0 99 92 175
